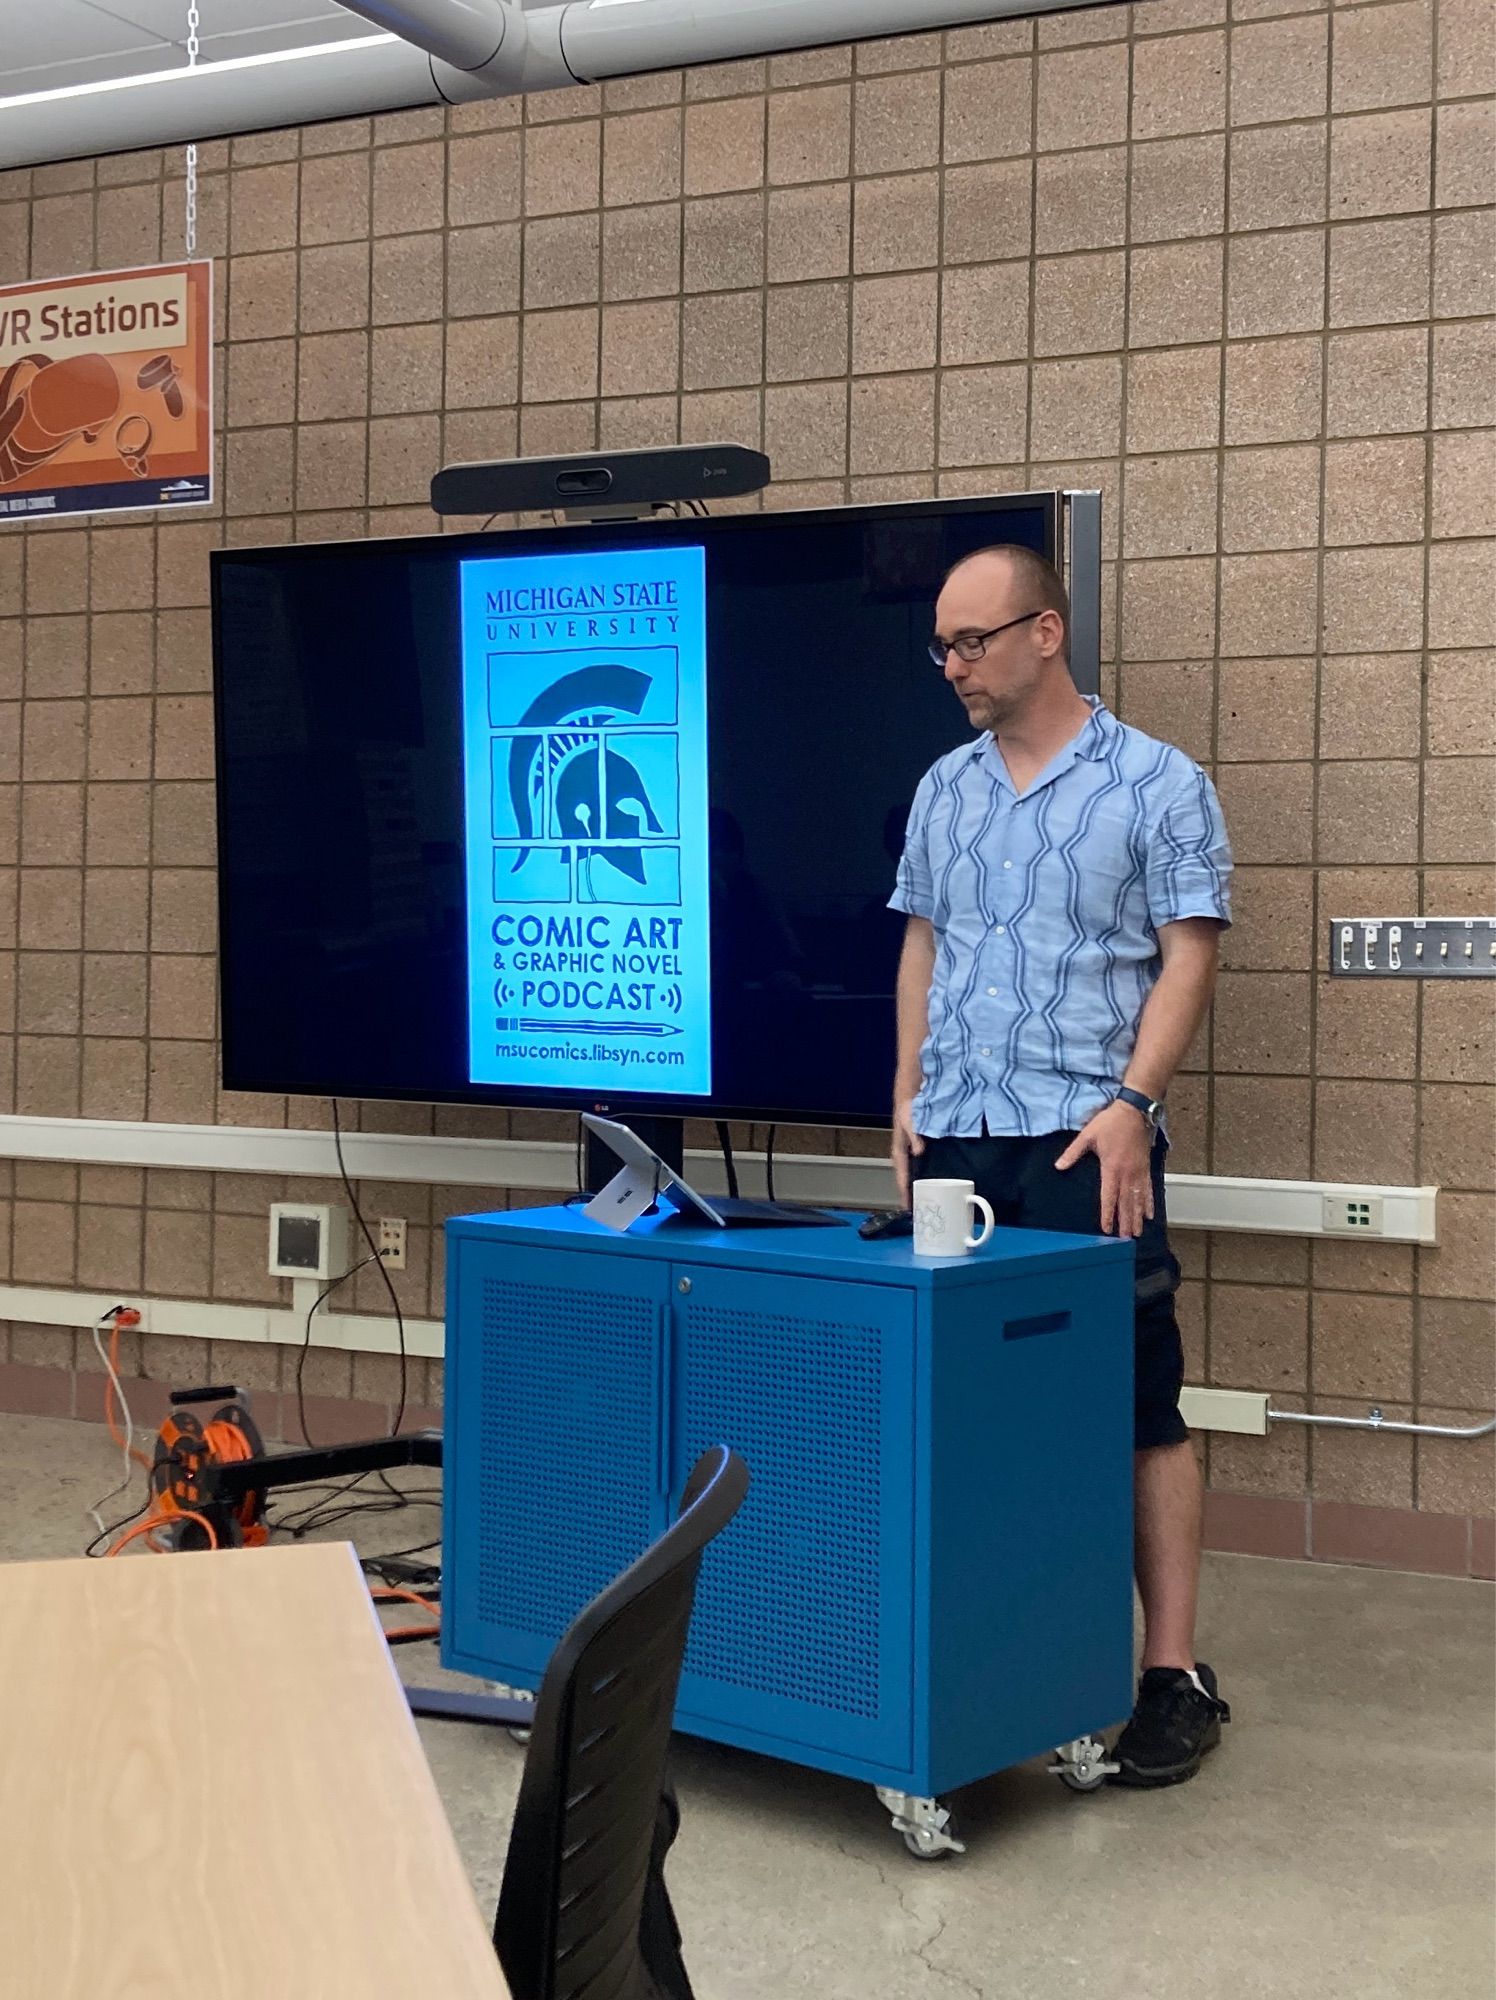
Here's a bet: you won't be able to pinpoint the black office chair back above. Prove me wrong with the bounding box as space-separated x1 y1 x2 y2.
494 1444 749 2000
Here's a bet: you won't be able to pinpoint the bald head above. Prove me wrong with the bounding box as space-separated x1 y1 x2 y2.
942 545 1071 661
932 542 1074 736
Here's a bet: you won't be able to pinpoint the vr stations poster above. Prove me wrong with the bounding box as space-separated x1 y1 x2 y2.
460 545 712 1099
0 261 213 521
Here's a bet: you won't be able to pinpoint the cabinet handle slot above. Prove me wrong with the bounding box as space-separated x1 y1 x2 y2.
1003 1310 1070 1342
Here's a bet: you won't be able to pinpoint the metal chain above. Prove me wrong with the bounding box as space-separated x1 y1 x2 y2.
184 1 200 256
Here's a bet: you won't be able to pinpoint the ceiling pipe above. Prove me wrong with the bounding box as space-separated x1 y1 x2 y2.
376 0 1116 99
334 0 510 73
558 0 1113 77
332 0 578 92
0 0 1119 171
0 35 444 169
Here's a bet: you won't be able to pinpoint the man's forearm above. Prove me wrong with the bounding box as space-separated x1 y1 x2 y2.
1124 943 1218 1102
895 919 935 1100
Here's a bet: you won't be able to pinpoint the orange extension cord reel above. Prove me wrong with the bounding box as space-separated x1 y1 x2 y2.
149 1396 270 1553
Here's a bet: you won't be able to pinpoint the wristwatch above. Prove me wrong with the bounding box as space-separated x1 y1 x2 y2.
1114 1086 1164 1129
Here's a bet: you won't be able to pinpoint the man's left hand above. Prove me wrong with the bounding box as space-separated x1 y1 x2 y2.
1055 1100 1155 1238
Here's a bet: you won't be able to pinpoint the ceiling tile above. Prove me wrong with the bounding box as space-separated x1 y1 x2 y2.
4 0 163 69
90 0 348 34
0 0 381 98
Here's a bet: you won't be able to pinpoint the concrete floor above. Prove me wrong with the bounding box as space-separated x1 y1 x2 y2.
4 1410 1492 2000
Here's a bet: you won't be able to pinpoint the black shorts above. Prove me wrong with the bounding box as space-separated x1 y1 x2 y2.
915 1129 1188 1451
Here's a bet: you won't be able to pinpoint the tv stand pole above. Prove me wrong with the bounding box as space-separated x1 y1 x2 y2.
583 1115 685 1195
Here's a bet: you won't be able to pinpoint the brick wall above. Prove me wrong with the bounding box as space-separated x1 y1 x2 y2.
0 0 1492 1565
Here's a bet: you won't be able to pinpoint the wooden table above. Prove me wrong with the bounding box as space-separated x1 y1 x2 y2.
0 1540 510 2000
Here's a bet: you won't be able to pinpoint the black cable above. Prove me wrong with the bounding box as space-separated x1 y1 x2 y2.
715 1121 739 1201
82 1438 189 1557
287 1103 420 1539
295 1255 376 1449
361 1537 442 1569
765 1124 777 1204
361 1545 441 1575
268 1481 443 1542
274 1496 443 1541
83 1488 155 1558
267 1471 442 1528
331 1099 409 1438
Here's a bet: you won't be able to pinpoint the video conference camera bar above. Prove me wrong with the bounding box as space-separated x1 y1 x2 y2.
430 443 771 523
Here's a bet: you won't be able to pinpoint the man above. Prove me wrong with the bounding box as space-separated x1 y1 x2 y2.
890 544 1233 1788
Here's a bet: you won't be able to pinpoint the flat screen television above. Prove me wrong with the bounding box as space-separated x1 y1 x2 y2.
212 489 1094 1129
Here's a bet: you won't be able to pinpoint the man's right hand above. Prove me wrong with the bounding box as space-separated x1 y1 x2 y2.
892 1097 925 1209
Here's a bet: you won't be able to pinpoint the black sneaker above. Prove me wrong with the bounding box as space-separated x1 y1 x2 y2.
1110 1663 1230 1788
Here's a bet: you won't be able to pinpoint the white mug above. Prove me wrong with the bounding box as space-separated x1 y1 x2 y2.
912 1178 996 1258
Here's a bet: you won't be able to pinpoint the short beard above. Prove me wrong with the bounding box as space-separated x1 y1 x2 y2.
961 688 1019 733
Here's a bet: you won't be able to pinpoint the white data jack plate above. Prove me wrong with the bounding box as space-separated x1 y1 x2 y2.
268 1202 349 1281
1321 1193 1386 1236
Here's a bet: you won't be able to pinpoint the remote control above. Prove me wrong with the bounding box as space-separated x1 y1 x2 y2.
858 1209 914 1241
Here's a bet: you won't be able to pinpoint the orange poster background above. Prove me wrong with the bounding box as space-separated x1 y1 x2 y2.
0 260 212 519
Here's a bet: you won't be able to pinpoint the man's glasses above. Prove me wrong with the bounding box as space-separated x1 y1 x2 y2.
927 609 1043 667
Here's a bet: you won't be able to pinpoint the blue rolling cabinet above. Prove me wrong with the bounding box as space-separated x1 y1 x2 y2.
442 1206 1136 1857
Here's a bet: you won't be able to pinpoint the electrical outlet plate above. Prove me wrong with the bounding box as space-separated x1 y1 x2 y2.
377 1217 407 1270
1329 915 1496 977
1322 1193 1385 1236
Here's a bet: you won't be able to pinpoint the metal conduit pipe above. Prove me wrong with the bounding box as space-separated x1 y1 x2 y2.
0 0 1126 168
335 0 510 72
1268 1408 1496 1441
0 36 445 167
339 0 1122 87
555 0 1116 78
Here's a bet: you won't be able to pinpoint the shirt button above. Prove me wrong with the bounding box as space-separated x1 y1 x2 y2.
981 1046 991 1057
987 986 998 996
995 925 1006 936
1003 860 1013 870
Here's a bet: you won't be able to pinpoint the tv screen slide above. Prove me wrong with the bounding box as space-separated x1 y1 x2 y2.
212 492 1059 1128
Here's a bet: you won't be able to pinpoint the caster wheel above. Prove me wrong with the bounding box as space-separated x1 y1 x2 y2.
1057 1765 1106 1793
1050 1735 1118 1792
876 1785 967 1860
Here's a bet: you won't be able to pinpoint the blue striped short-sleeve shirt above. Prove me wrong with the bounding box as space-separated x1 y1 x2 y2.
889 698 1232 1139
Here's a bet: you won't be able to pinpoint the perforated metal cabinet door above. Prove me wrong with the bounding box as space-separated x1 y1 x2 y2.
669 1262 916 1770
444 1238 670 1681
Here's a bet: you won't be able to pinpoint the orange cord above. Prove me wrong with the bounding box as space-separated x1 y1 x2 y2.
107 1508 220 1556
371 1584 441 1642
102 1312 154 1474
200 1420 254 1469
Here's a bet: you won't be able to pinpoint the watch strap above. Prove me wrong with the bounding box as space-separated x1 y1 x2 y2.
1115 1085 1162 1125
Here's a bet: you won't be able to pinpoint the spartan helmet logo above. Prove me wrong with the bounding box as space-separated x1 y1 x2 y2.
553 741 664 870
508 661 664 892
